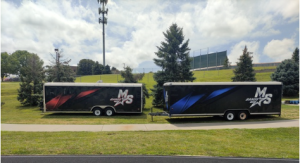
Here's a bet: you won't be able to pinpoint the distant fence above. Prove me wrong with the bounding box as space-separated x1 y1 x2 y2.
190 51 227 69
230 62 281 69
191 62 281 71
132 68 162 74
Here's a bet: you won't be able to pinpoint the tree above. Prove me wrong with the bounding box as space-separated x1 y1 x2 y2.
111 67 120 74
93 61 104 75
1 51 33 81
151 23 195 106
120 66 135 83
271 57 299 96
77 59 95 75
120 66 149 107
45 50 75 82
1 52 18 81
17 53 45 106
232 46 256 81
223 57 230 69
1 52 10 81
11 50 34 76
292 47 299 64
103 65 112 74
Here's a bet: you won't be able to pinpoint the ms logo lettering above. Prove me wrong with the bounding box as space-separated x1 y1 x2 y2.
246 87 273 108
110 89 134 106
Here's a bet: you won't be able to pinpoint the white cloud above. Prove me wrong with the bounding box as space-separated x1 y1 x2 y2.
1 0 102 66
264 0 299 22
1 0 298 70
228 41 260 64
263 38 295 61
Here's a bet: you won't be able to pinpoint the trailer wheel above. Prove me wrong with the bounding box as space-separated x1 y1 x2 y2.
93 108 102 116
225 111 235 121
238 111 248 120
105 108 115 116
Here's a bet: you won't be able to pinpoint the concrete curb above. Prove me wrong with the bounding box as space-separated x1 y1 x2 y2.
1 119 299 132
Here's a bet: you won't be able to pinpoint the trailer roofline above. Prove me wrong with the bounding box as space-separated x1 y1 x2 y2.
164 82 282 86
44 82 143 87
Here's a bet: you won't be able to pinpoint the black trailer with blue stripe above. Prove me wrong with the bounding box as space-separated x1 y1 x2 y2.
157 82 282 121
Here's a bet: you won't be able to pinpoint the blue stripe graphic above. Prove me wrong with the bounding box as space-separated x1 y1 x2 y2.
170 93 204 114
204 86 236 101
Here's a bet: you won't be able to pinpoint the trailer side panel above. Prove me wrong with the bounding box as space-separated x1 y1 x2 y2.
164 82 282 116
44 84 142 113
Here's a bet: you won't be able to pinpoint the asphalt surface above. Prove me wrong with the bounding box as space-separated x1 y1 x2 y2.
1 155 299 163
1 119 299 132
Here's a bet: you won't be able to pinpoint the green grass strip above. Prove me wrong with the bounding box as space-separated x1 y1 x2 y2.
2 128 299 158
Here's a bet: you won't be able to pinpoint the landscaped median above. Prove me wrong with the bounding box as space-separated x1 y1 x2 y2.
1 127 299 158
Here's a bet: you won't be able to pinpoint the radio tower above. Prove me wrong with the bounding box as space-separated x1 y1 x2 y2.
97 0 108 66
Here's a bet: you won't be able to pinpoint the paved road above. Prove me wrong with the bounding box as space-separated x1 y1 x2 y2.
1 155 298 163
1 119 298 132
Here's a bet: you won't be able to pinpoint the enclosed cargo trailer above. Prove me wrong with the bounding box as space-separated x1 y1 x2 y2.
157 82 282 120
43 82 143 116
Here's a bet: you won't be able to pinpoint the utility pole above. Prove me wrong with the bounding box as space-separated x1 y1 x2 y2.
97 0 108 66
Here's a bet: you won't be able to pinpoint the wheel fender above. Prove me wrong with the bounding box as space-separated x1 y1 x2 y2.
90 106 116 113
105 106 117 113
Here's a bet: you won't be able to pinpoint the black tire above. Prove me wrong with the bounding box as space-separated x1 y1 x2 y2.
225 111 235 121
93 108 102 116
238 111 248 120
105 107 115 116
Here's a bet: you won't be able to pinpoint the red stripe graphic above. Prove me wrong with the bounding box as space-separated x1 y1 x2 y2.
74 88 100 100
46 94 73 111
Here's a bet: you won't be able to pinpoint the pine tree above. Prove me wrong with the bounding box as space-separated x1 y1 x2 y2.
152 23 195 106
271 59 299 96
17 53 45 106
119 66 149 107
45 50 75 82
120 66 135 83
292 47 299 64
223 57 230 69
232 46 256 82
271 48 299 96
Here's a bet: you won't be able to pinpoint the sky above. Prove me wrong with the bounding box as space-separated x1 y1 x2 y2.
1 0 299 72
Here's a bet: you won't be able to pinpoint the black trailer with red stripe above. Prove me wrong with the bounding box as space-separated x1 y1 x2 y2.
43 82 143 116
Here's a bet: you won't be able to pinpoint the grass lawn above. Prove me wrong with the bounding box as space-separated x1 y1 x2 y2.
1 67 299 158
2 127 299 158
1 67 298 124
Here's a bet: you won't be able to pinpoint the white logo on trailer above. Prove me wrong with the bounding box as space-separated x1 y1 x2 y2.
110 89 133 106
246 87 273 108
